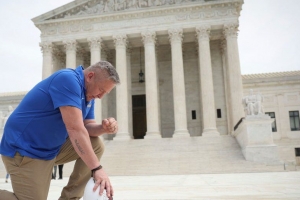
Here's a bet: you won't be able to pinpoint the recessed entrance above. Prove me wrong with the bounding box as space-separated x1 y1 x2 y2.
132 95 147 139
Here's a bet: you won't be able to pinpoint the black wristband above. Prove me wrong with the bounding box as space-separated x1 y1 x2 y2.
91 165 102 177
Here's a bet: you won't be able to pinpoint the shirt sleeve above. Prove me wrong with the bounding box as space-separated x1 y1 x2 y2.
48 71 82 110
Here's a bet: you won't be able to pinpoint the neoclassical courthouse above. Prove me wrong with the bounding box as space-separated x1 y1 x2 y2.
1 0 300 174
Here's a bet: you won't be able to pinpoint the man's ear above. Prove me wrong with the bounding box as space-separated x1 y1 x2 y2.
86 72 95 82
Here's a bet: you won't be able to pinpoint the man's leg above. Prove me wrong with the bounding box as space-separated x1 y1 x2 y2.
56 136 105 200
1 153 55 200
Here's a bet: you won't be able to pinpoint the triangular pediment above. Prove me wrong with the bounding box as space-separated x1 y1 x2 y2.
32 0 221 23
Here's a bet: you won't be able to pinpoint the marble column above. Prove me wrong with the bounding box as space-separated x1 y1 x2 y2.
126 47 133 137
63 40 77 69
101 49 109 120
113 34 131 140
168 28 190 137
142 30 161 138
88 37 102 123
196 26 220 137
223 23 244 131
40 42 53 79
220 39 232 135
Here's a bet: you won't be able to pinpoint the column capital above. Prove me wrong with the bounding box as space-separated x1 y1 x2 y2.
63 39 77 52
223 23 239 38
141 30 156 45
113 34 128 47
87 37 102 50
39 41 53 54
168 28 183 43
196 25 211 41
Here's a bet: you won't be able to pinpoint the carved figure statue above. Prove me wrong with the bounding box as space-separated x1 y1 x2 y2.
243 89 264 116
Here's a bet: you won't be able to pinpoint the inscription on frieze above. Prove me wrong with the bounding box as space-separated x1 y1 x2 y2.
94 15 175 30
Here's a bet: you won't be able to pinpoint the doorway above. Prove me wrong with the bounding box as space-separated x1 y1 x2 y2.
132 95 147 139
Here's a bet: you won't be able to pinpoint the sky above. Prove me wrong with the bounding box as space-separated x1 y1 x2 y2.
0 0 299 93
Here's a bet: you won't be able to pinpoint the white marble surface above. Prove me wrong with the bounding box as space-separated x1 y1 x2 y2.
1 172 300 200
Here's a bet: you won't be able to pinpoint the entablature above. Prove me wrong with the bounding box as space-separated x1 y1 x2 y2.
34 0 243 38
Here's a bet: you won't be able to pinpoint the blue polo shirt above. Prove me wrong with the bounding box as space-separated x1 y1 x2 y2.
0 66 95 160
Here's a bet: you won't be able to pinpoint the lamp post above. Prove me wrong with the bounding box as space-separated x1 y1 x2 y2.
139 47 144 83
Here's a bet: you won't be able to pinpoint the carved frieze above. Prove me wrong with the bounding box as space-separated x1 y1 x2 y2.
176 8 238 21
94 15 174 30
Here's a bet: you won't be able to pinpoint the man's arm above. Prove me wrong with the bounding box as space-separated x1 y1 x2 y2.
84 118 118 137
59 106 113 197
60 106 100 169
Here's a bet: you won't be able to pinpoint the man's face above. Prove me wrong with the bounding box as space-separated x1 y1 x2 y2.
85 71 115 101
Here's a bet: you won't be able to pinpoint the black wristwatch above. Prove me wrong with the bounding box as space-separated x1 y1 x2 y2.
91 165 102 177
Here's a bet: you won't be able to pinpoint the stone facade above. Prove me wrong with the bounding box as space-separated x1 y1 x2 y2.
30 0 246 139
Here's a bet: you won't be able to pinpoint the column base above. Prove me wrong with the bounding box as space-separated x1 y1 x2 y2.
202 128 220 137
144 131 161 139
173 129 190 138
113 132 131 140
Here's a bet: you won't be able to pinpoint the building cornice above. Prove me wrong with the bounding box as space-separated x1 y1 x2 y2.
242 71 300 79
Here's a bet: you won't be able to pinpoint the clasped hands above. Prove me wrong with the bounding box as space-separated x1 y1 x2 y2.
102 117 118 134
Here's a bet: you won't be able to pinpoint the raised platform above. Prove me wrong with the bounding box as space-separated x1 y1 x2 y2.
0 136 286 179
100 135 284 176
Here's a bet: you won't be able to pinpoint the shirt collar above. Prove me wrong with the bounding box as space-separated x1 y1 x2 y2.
75 65 86 91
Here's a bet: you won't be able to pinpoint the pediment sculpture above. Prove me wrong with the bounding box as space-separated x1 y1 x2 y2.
63 0 202 18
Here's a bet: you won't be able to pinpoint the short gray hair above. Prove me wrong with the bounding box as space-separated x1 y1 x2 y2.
87 61 120 84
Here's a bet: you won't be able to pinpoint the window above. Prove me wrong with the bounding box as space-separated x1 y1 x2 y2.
265 112 277 132
295 148 300 157
217 109 221 118
289 111 300 131
192 110 196 120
